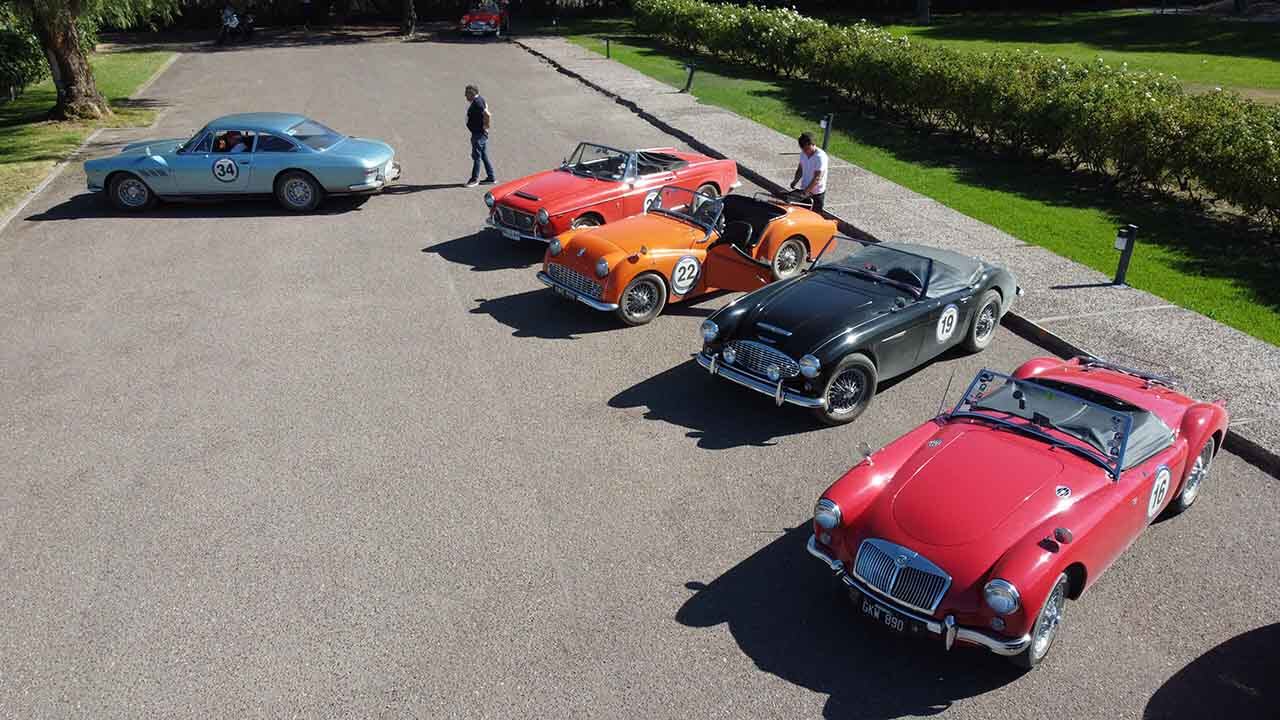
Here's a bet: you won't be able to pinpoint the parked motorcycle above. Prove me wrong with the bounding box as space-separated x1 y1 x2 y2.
215 9 256 45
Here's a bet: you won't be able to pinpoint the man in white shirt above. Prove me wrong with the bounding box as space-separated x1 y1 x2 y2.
790 132 828 214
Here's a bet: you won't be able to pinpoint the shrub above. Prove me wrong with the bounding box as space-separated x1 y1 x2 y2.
0 7 47 101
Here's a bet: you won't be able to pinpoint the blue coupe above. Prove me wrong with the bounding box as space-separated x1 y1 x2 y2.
84 112 402 212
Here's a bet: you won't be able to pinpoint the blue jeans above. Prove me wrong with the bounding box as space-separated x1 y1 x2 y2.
470 133 494 182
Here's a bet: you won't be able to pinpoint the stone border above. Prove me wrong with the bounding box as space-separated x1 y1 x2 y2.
513 38 1279 477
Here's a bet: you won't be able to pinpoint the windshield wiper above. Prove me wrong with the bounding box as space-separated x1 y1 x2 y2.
953 411 1115 475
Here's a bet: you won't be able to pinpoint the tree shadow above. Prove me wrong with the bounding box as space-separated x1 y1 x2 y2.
469 289 620 339
25 192 368 221
421 231 545 272
1144 622 1279 719
678 525 1022 719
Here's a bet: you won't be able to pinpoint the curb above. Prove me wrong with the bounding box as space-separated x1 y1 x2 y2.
514 38 1279 477
0 52 181 235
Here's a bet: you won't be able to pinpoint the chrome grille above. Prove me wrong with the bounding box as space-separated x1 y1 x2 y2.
496 205 535 232
853 538 952 614
548 263 602 300
726 340 799 379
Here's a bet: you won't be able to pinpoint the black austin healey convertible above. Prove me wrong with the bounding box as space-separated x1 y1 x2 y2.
697 237 1020 425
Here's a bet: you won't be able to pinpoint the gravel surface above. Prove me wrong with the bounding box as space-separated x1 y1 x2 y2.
1 37 1275 719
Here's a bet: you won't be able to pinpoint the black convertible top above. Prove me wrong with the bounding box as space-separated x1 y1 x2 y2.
881 242 984 298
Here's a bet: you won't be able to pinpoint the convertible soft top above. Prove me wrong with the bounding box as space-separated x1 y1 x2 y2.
881 242 984 298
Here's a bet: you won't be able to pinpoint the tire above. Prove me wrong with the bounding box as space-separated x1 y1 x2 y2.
1167 439 1214 516
275 170 323 212
695 183 719 199
962 289 1001 353
570 214 603 229
107 173 154 212
811 353 877 426
1011 573 1069 670
615 273 667 326
771 236 807 281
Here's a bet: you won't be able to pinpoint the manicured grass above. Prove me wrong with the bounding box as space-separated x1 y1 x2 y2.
0 50 173 216
869 10 1280 99
554 23 1279 346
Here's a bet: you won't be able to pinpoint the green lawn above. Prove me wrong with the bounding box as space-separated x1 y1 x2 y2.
870 10 1280 100
0 50 173 216
554 22 1279 346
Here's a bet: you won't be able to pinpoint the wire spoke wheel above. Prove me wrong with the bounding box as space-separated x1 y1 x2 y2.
1030 579 1066 662
623 278 660 320
1182 442 1213 507
827 368 866 415
975 302 997 342
773 238 805 280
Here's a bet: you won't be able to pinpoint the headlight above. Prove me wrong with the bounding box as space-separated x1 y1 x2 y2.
983 579 1021 616
723 344 736 364
700 320 719 343
814 498 841 530
484 192 495 208
549 239 562 256
799 354 821 378
537 208 550 225
595 258 609 278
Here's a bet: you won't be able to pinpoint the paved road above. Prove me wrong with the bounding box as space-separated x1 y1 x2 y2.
1 36 1276 719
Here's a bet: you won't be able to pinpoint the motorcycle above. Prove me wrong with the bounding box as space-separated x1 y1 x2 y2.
215 10 256 45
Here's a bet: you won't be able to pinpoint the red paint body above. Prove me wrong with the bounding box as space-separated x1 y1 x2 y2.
814 357 1229 644
487 149 738 239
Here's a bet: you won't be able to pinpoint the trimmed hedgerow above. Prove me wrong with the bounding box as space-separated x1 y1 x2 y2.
634 0 1280 227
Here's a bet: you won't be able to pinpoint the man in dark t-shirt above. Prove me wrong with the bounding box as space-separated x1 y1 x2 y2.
464 84 495 187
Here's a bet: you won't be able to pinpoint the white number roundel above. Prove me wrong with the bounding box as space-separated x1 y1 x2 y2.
936 304 960 343
671 255 700 295
212 157 239 183
1147 466 1172 518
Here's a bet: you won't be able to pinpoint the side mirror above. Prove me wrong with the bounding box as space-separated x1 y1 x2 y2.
856 441 874 466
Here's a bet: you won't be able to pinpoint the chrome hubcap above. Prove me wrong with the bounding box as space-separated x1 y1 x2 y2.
1182 444 1213 505
285 179 313 207
624 279 660 319
118 178 147 207
826 369 865 415
1031 581 1065 660
776 242 801 276
975 302 997 341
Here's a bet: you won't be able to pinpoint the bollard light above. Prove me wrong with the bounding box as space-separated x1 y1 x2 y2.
605 37 611 59
820 112 835 150
1113 224 1138 286
681 64 696 93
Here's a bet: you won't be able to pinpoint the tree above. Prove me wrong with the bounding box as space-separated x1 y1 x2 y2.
400 0 414 36
4 0 176 120
915 0 930 25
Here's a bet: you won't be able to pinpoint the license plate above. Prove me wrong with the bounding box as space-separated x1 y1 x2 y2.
502 228 520 241
850 587 910 634
554 286 574 299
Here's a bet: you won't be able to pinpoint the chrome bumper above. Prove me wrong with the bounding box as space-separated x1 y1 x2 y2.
806 535 1031 657
696 351 826 409
348 162 401 192
536 271 619 312
486 217 546 243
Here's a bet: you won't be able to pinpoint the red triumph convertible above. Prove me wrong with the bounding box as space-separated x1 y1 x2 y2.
483 142 739 243
807 357 1228 669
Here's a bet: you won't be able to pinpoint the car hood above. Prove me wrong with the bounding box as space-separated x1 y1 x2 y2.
117 138 186 157
326 137 394 164
564 213 702 258
493 169 618 214
731 270 899 357
463 12 500 21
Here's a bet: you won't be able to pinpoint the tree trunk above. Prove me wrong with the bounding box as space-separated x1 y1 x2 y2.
916 0 931 25
400 0 416 36
31 7 110 120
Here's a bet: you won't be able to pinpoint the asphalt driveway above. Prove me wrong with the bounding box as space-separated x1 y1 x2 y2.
1 35 1275 719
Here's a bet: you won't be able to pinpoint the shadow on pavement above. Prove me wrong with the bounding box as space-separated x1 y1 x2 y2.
422 231 545 272
25 192 369 221
609 359 823 449
1144 622 1279 720
470 288 619 339
678 525 1021 719
384 183 468 194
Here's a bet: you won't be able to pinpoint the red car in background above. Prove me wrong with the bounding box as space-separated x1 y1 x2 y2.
484 142 740 243
460 1 508 36
807 357 1228 669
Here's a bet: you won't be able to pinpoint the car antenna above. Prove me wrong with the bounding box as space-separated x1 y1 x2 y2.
937 367 957 417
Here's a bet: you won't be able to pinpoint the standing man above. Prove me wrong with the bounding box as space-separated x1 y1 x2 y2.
790 132 828 215
464 84 495 188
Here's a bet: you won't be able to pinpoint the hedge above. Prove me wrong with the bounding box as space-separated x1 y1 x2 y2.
634 0 1280 227
1 8 47 102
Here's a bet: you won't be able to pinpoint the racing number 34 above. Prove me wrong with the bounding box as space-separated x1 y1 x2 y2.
213 158 239 183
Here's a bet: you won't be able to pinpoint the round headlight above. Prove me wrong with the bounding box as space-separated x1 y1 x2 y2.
723 345 736 364
549 238 562 256
983 579 1021 616
537 208 550 225
814 498 842 530
700 320 719 343
484 191 495 208
799 354 821 378
595 258 609 278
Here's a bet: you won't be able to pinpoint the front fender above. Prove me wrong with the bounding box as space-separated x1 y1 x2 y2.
1175 402 1229 496
821 420 941 534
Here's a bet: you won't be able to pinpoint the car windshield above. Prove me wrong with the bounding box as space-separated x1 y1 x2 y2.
561 143 630 180
287 119 343 151
948 370 1170 479
176 125 210 153
809 237 933 298
648 186 722 231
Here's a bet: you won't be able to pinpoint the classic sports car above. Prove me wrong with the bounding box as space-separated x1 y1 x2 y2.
84 113 401 213
537 186 838 326
698 237 1019 425
807 358 1229 668
460 1 508 36
484 142 740 243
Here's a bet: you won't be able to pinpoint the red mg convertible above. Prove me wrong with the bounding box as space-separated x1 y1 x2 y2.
484 142 739 243
807 357 1228 668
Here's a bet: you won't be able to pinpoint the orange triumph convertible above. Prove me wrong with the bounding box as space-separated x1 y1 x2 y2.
537 187 838 325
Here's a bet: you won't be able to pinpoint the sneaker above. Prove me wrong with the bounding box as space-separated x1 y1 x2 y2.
463 179 479 188
480 177 496 185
